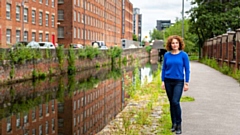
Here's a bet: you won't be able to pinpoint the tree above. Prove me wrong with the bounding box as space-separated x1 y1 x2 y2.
187 0 240 48
149 28 164 42
132 34 138 41
164 19 198 54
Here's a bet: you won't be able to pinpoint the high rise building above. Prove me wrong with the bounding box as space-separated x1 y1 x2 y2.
0 0 58 48
156 20 172 31
133 8 142 41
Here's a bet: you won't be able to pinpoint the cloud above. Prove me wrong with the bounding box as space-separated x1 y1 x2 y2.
130 0 193 40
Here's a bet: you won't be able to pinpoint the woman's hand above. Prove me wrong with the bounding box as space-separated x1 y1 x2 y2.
161 82 165 90
184 83 189 91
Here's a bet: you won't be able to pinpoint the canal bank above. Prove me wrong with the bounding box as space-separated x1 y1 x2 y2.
0 48 158 85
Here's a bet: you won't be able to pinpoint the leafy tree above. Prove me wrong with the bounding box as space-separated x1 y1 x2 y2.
163 19 198 54
149 28 164 42
132 34 138 41
187 0 240 48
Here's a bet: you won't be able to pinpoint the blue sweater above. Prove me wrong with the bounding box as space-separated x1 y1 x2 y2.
161 51 190 82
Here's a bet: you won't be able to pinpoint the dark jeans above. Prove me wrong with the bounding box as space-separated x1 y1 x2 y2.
164 78 184 125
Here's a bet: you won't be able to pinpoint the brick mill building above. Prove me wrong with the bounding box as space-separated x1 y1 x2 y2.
58 0 133 47
0 0 58 48
0 0 134 48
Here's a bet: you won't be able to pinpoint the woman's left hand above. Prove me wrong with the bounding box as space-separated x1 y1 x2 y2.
184 84 189 91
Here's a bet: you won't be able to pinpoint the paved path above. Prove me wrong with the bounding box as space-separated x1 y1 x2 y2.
181 61 240 135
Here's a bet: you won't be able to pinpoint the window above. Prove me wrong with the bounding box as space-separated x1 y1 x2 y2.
78 12 80 22
73 28 76 38
7 117 11 132
16 30 21 42
24 113 28 124
32 32 36 41
74 0 76 5
58 118 64 127
39 12 43 25
46 0 49 5
46 14 49 26
16 113 20 128
24 8 28 22
58 27 64 38
6 3 11 19
39 33 43 42
46 103 49 114
46 34 49 41
78 28 80 39
6 29 11 44
52 0 55 7
32 10 36 24
51 15 55 27
39 0 43 3
58 10 64 20
16 6 20 21
52 119 55 131
32 129 36 135
39 125 42 135
74 11 76 21
24 31 28 41
58 0 64 4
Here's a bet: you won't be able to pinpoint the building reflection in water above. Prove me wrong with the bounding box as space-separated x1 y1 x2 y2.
0 57 159 135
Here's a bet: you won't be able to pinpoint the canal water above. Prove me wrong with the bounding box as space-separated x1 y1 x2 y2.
0 57 159 135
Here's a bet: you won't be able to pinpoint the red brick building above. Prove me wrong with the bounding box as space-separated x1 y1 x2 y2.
0 100 58 135
57 0 127 47
0 0 58 48
57 78 123 135
121 0 133 40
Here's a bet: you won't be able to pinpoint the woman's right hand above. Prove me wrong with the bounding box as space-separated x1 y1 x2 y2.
161 82 165 90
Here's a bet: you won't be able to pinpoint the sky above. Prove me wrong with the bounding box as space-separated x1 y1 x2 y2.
130 0 194 40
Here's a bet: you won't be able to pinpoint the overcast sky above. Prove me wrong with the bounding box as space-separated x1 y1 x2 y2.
130 0 194 40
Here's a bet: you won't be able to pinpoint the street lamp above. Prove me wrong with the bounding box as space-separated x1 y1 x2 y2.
182 0 184 39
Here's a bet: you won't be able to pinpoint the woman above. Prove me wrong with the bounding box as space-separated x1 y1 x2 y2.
161 35 190 134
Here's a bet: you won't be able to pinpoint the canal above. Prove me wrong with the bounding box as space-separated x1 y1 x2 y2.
0 57 159 135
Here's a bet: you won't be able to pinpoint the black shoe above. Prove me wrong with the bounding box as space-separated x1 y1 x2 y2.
175 124 182 134
171 124 177 132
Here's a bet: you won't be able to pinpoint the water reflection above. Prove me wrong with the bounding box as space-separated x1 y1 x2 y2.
0 57 159 135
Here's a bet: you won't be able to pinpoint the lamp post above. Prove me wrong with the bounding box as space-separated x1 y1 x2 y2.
21 0 25 41
182 0 184 39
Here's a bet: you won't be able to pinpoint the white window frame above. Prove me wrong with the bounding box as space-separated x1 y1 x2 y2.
24 8 28 23
58 10 64 20
39 33 43 42
46 33 49 41
51 15 55 27
6 3 11 19
32 10 36 24
58 27 64 38
16 6 20 21
24 31 28 41
16 30 21 42
39 12 43 25
46 14 49 26
32 32 36 41
6 29 11 44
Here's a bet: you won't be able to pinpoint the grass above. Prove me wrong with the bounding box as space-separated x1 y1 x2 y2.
98 64 195 135
181 96 195 102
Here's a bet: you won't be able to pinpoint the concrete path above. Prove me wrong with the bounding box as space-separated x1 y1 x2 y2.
181 61 240 135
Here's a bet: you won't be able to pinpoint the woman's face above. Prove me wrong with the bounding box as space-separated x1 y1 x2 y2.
171 38 180 51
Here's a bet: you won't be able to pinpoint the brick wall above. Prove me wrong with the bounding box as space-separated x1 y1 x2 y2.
0 48 158 85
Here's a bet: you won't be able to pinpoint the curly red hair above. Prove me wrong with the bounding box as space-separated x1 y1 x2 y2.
165 35 185 51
